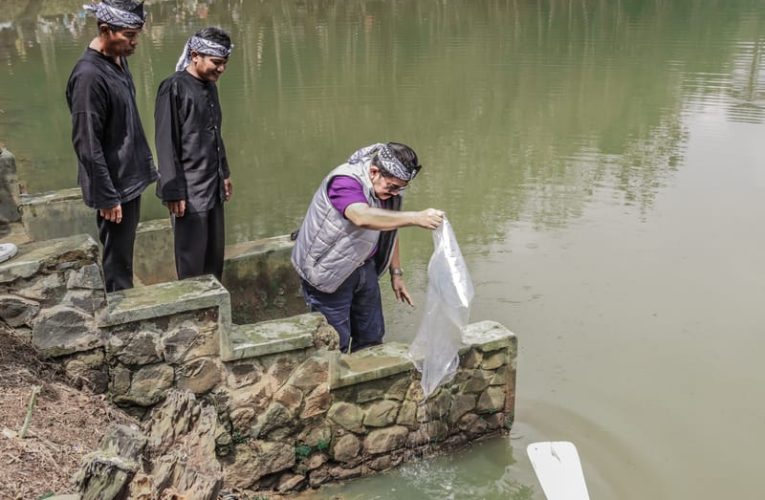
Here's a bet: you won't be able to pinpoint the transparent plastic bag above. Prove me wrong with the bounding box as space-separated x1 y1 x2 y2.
409 217 474 399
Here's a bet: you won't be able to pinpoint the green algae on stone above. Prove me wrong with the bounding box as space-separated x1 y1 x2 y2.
460 321 516 354
0 234 98 283
226 312 325 360
332 343 413 389
101 275 230 327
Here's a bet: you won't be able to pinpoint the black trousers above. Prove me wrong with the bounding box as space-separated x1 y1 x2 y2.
173 203 225 281
96 196 141 292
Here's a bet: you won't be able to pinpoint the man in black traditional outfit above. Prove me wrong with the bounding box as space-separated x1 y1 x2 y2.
66 0 157 292
154 27 234 281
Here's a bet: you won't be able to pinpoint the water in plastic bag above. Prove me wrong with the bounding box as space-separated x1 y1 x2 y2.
409 217 474 399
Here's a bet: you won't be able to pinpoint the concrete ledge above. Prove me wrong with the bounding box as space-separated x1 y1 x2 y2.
18 190 176 284
460 321 517 354
0 233 98 283
226 312 322 360
12 190 309 360
20 187 94 242
0 221 31 246
134 218 175 284
20 187 83 207
222 235 305 324
333 342 414 389
101 275 231 327
224 235 294 261
332 322 517 390
18 187 304 322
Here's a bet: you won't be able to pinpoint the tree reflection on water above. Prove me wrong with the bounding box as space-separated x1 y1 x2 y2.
1 0 764 243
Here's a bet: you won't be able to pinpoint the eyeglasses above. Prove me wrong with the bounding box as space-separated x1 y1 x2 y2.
382 180 407 194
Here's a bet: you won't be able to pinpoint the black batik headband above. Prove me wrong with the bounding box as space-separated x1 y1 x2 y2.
347 143 420 181
84 2 145 29
175 36 234 72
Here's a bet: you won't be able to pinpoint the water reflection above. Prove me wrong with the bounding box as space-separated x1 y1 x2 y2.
2 0 764 246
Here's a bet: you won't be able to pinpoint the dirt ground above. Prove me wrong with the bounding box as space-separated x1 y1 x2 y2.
0 327 136 500
0 326 348 500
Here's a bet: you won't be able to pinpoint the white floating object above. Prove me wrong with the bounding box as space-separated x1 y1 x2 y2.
0 243 17 263
527 441 590 500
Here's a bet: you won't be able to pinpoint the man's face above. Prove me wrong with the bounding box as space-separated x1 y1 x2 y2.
191 53 229 82
105 27 142 57
370 166 408 200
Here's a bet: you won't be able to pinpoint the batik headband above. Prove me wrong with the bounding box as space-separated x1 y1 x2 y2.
175 35 234 72
347 143 420 181
84 2 145 29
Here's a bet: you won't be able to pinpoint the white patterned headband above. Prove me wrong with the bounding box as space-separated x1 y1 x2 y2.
83 2 145 29
347 143 421 181
175 35 234 72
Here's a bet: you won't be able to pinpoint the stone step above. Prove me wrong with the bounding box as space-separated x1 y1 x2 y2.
461 321 517 354
221 235 304 325
100 275 231 327
331 322 517 389
0 233 97 283
332 342 414 389
224 235 294 260
225 312 325 361
0 222 30 246
19 187 92 242
18 186 304 324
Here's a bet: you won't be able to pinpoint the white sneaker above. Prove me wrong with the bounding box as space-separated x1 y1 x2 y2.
0 242 18 263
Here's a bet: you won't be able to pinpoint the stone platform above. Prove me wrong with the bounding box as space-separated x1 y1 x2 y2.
0 165 518 497
0 233 517 496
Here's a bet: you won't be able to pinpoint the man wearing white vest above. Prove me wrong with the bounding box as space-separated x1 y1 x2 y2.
292 142 444 353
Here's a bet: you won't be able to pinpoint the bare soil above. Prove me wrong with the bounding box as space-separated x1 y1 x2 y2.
0 326 136 500
0 326 342 500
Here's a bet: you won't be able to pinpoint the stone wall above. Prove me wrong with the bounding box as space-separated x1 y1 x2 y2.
0 148 21 228
0 231 517 497
75 323 516 497
235 331 515 493
223 237 305 324
18 188 305 322
0 234 104 355
19 187 94 243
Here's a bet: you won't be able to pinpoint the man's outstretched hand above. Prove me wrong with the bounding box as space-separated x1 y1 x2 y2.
416 208 445 230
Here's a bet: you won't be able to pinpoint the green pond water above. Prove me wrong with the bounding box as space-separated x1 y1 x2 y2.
2 0 765 498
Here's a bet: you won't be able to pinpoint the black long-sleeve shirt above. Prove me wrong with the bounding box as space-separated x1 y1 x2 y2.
66 48 157 209
154 70 231 213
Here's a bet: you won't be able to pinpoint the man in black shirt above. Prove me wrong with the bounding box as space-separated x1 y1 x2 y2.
155 27 234 281
65 0 157 292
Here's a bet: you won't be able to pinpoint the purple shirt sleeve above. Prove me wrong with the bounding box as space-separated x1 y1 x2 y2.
328 176 368 218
